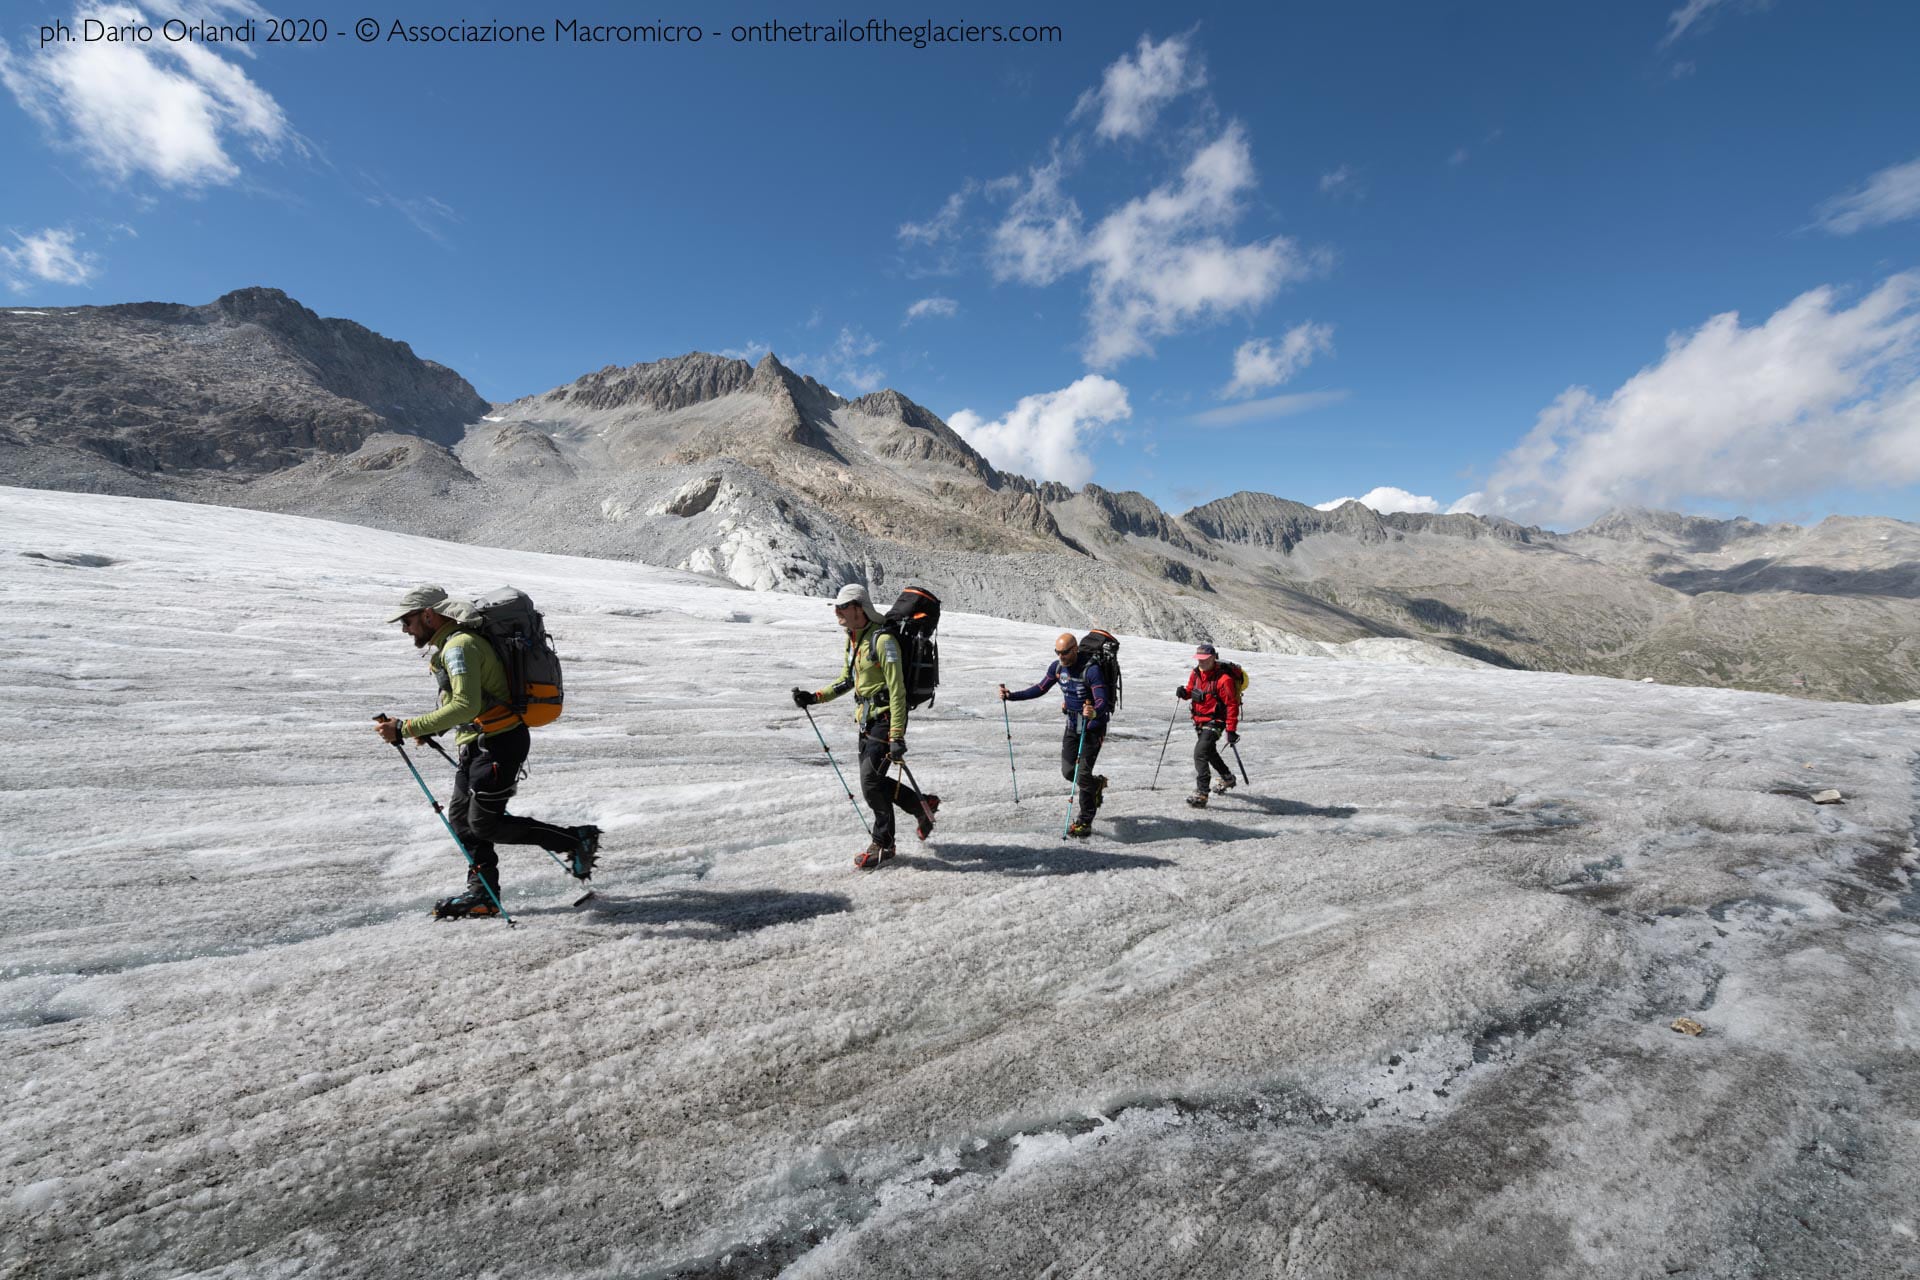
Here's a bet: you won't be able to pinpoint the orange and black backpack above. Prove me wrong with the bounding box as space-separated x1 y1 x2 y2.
464 587 565 729
873 586 942 709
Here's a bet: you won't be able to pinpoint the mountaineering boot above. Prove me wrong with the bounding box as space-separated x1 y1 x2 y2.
433 870 502 920
1067 819 1093 838
1211 774 1237 795
1090 775 1109 811
854 841 896 870
568 825 602 880
916 795 941 841
1185 791 1209 809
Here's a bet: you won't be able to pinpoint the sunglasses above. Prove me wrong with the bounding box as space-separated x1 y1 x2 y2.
1054 645 1076 656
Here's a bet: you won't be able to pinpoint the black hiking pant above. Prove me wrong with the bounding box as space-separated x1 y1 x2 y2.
857 713 929 849
1193 722 1234 793
450 725 577 887
1060 721 1107 822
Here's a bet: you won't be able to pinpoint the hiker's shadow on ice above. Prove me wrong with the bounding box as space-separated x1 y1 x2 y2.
547 888 852 938
913 843 1175 876
1106 813 1278 844
1220 795 1359 819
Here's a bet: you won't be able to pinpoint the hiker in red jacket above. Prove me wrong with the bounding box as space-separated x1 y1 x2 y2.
1176 642 1239 808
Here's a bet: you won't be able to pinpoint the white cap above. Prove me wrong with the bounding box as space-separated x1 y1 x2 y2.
831 583 883 621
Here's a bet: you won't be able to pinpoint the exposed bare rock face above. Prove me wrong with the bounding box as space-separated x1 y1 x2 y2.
0 289 485 479
8 290 1920 701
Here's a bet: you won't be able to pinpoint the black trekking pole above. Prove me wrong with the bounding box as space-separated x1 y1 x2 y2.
1229 738 1251 785
417 731 591 891
1061 720 1086 840
896 759 938 836
1149 699 1181 791
375 716 513 927
1001 697 1020 804
803 705 872 837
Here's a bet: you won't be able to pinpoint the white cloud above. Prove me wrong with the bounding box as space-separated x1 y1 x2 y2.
1072 32 1206 143
718 340 771 362
2 227 100 290
1313 487 1441 515
1188 389 1348 427
898 183 974 246
0 2 288 189
1446 492 1486 516
1659 0 1768 48
794 326 886 395
988 150 1085 287
1222 323 1334 398
904 296 958 324
1448 146 1471 168
949 375 1131 486
1814 157 1920 236
1474 273 1920 526
1076 125 1319 366
1318 165 1358 198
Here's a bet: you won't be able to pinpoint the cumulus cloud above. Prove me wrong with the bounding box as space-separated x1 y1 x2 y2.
904 296 958 324
0 2 290 188
1071 32 1206 143
1814 157 1920 236
1474 273 1920 526
1313 487 1441 515
949 375 1131 487
1223 322 1334 398
1 227 100 290
1188 389 1347 427
992 125 1319 368
717 340 771 362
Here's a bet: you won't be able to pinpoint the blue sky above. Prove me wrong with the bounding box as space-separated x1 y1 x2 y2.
3 0 1918 529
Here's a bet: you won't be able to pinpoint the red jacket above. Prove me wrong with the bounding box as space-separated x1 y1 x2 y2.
1185 666 1239 732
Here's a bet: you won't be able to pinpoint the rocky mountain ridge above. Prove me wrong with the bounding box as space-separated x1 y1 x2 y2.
5 289 1918 702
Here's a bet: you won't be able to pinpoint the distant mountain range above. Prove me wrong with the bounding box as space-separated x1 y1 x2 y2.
6 287 1918 702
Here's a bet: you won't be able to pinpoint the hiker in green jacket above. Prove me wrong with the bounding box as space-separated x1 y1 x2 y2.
375 585 599 919
791 583 938 869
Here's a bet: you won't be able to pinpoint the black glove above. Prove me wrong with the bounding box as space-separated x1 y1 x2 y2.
888 740 908 761
1175 686 1191 700
1227 731 1239 747
791 687 816 708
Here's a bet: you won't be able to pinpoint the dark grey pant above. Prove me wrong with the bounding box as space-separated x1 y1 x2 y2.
1060 722 1107 821
857 713 929 848
1193 723 1233 792
450 725 577 886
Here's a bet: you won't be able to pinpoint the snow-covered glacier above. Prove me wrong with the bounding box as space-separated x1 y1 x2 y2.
2 488 1916 1279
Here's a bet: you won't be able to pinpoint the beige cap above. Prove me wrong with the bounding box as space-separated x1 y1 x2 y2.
386 584 448 623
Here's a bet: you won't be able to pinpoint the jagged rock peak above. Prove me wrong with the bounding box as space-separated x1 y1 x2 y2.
545 352 753 413
1184 490 1384 552
1080 483 1204 552
750 352 845 418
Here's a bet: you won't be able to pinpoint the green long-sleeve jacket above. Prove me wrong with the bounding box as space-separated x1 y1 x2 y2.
813 622 907 739
401 621 514 745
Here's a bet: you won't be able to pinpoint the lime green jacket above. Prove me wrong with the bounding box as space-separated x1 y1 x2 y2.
813 622 908 739
402 622 512 745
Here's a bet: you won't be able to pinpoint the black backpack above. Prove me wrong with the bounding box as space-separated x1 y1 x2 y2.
870 586 942 709
1079 629 1121 715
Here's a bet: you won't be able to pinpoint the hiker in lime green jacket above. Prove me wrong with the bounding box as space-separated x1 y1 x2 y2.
791 583 937 869
375 584 599 919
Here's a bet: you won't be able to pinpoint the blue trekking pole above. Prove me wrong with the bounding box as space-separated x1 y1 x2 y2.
376 716 513 927
1001 697 1020 803
1061 720 1087 840
803 705 871 837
